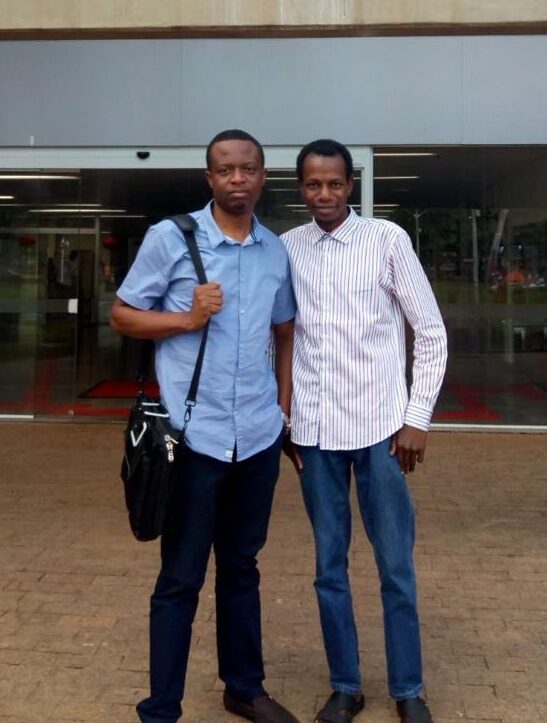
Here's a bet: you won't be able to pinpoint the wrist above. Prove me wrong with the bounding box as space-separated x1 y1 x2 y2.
180 310 200 333
282 412 291 435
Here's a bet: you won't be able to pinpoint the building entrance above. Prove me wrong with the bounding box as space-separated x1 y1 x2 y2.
1 145 545 428
0 152 368 420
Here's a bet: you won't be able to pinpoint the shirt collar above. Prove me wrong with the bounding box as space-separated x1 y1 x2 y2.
202 201 266 248
311 206 360 244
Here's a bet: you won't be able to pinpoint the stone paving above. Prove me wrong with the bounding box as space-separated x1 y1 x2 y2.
0 423 546 723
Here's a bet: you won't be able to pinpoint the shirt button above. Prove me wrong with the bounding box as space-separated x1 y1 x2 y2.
240 310 245 315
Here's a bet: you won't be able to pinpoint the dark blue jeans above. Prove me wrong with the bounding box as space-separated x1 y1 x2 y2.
298 438 423 700
137 433 283 723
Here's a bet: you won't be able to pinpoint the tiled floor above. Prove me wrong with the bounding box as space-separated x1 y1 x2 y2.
0 424 546 722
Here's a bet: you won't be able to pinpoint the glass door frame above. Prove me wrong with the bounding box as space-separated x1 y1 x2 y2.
0 146 374 211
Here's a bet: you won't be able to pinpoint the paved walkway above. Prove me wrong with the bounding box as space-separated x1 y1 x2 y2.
0 423 545 723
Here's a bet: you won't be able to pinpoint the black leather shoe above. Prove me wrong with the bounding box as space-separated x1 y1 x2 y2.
223 690 300 722
396 696 433 723
315 691 365 721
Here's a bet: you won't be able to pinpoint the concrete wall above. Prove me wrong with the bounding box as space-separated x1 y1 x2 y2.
1 36 546 147
1 0 547 37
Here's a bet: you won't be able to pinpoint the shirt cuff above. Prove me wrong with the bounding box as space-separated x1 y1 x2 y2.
404 401 433 431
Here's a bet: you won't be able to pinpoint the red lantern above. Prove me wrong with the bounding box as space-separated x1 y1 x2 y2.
101 234 119 249
18 234 37 247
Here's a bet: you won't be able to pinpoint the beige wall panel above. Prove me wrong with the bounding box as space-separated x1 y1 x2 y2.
1 0 547 34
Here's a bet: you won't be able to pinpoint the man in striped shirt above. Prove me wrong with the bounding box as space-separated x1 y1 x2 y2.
281 140 447 723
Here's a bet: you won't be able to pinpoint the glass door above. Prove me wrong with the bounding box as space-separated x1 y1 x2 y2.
0 170 82 418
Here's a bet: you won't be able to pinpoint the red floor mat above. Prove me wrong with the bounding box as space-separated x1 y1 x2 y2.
80 380 160 399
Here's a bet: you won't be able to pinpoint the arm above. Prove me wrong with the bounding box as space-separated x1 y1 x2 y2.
388 227 448 473
272 319 303 472
110 283 223 340
272 319 294 416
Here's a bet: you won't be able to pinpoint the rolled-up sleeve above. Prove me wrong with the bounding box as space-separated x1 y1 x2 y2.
117 224 180 310
272 255 296 325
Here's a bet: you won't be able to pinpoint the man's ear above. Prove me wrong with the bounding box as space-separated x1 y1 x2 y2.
204 169 212 189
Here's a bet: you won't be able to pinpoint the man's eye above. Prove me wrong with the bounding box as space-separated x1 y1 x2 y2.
245 166 258 174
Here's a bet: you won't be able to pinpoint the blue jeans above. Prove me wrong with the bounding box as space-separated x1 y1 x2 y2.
298 438 423 700
137 433 283 723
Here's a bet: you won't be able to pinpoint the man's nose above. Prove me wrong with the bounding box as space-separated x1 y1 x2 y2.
231 168 245 183
317 184 331 200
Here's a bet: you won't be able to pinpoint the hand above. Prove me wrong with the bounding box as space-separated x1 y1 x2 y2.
389 424 428 475
190 282 223 329
282 436 303 473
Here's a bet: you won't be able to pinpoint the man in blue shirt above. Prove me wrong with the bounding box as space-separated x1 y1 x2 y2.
111 130 297 723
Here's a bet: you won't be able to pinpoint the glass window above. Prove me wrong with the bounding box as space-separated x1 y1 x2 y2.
0 171 83 416
373 147 547 426
1 151 544 428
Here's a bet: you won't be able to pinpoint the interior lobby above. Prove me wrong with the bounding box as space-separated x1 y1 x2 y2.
1 145 545 427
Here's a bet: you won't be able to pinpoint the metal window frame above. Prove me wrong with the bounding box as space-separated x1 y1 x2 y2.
0 146 374 216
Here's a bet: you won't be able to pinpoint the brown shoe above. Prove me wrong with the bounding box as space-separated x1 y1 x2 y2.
396 697 433 723
223 690 300 722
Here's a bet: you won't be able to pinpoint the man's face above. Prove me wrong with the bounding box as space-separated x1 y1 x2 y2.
205 140 266 216
299 153 354 232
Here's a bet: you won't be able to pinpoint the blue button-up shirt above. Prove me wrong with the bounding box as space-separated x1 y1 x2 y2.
117 202 296 462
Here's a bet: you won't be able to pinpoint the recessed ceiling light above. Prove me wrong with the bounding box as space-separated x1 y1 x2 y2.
0 195 14 200
29 208 126 214
100 214 147 219
373 152 436 157
0 174 80 180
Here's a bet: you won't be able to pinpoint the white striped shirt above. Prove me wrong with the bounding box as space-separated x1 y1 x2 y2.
282 208 447 450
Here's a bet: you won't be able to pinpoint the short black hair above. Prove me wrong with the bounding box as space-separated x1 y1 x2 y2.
296 139 354 181
206 129 265 170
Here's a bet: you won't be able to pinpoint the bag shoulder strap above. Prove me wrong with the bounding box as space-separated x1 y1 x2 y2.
166 214 209 420
136 214 209 426
168 214 207 285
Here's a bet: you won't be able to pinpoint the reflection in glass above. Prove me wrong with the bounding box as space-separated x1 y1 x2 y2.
1 155 544 428
0 172 83 416
373 147 546 426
